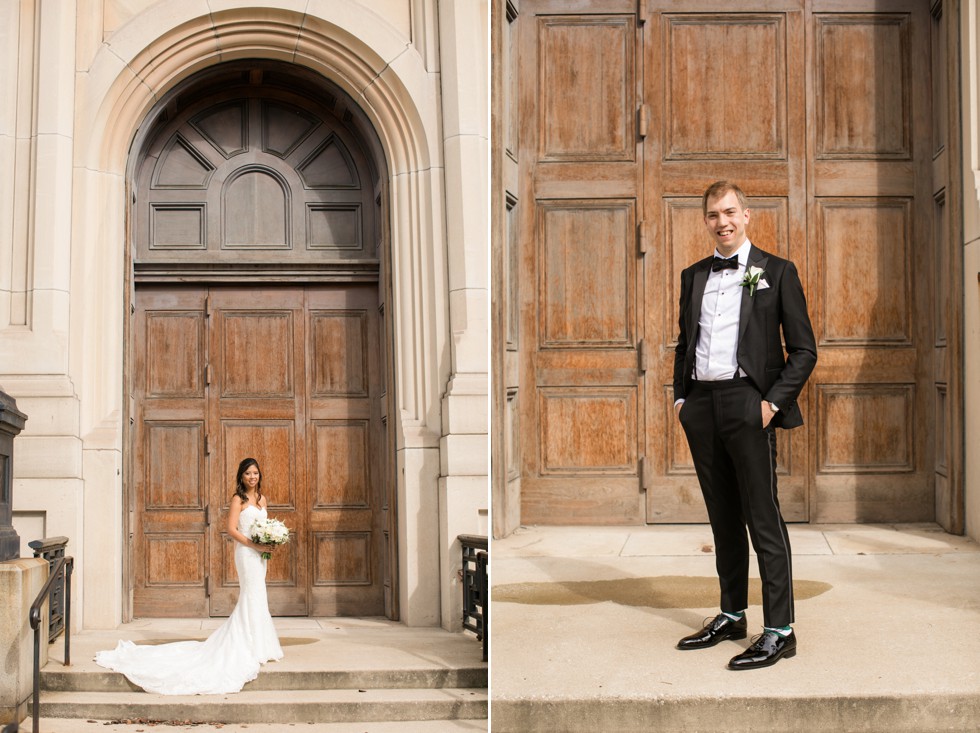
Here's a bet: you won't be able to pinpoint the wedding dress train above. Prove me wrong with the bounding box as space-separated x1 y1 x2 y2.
95 504 284 695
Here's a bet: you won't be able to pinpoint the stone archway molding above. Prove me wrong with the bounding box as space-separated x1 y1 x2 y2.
73 2 448 628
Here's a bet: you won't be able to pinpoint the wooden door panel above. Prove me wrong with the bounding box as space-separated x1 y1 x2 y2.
518 2 643 524
664 14 788 159
645 4 808 522
208 288 309 616
220 312 296 396
808 1 932 521
538 15 635 162
306 286 384 616
144 422 205 508
815 199 912 344
310 312 369 397
144 312 206 397
814 14 911 158
312 421 370 507
539 201 635 346
134 288 209 616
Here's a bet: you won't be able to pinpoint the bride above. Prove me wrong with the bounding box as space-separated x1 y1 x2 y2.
95 457 284 694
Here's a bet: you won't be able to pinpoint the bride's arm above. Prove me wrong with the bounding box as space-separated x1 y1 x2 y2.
226 497 268 551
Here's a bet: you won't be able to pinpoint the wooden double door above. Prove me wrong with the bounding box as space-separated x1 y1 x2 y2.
510 0 955 525
132 283 386 617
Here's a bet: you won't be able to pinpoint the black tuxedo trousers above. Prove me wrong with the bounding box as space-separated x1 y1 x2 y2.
678 377 794 628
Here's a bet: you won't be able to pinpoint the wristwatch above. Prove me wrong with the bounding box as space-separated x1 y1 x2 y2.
768 401 779 412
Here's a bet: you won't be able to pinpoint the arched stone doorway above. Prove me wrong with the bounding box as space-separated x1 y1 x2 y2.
126 61 396 618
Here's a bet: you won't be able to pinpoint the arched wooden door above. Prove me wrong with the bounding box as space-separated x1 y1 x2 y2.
129 64 393 617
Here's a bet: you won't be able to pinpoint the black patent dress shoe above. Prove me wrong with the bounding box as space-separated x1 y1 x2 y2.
727 629 797 670
676 613 748 650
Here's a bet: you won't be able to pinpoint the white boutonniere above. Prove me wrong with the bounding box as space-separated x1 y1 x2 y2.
741 266 765 297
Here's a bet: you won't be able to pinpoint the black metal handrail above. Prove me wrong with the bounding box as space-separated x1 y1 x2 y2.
28 555 72 733
459 534 488 662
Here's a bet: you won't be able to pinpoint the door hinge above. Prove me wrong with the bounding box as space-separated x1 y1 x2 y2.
205 364 212 385
639 456 650 491
636 0 646 24
637 220 649 254
638 338 648 372
205 295 211 318
638 104 650 139
204 503 210 526
205 576 210 596
206 432 214 455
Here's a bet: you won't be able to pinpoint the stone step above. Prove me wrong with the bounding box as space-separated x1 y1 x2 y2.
490 692 980 733
37 720 489 732
42 665 487 692
36 688 488 725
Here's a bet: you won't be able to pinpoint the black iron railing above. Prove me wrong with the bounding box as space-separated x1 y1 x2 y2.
458 534 488 662
28 552 72 733
28 537 69 642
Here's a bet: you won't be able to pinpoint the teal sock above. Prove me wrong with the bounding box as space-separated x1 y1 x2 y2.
764 625 792 637
722 611 744 621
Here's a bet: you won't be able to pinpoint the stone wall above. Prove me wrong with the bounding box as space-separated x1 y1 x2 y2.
3 0 487 631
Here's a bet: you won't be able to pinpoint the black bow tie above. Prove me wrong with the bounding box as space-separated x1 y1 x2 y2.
712 255 739 272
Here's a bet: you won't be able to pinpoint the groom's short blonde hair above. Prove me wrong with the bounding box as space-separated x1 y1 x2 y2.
702 181 749 215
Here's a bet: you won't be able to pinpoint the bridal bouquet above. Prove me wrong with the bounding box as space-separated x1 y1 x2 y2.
248 517 290 560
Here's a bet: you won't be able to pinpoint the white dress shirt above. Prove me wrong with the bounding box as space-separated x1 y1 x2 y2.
695 240 752 381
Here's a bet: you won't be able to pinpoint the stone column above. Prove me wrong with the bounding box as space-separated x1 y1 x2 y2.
437 0 490 631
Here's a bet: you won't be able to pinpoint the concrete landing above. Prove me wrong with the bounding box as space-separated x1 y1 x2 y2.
34 617 486 730
490 523 980 733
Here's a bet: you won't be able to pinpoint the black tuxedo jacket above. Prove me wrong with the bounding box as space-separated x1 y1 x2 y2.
672 244 817 429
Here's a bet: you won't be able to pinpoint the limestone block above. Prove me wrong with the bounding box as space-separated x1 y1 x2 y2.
105 0 212 65
0 558 49 724
13 479 83 545
74 0 105 72
103 0 161 36
437 0 488 140
32 134 75 292
397 446 441 626
13 397 79 437
82 449 122 629
304 0 410 70
13 436 83 479
376 57 443 169
442 389 488 436
12 513 44 560
440 434 489 476
449 289 489 374
36 0 76 138
0 1 20 137
443 134 490 292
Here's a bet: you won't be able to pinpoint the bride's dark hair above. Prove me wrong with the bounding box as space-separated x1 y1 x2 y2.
234 457 263 505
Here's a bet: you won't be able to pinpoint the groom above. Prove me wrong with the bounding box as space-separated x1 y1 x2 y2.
673 181 816 670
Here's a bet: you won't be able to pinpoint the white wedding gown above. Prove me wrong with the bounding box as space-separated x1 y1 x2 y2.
95 505 284 695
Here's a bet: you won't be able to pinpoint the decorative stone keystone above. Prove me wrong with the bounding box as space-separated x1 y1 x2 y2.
0 390 27 563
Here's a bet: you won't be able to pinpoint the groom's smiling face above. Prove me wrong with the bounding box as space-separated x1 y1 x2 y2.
704 191 750 257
